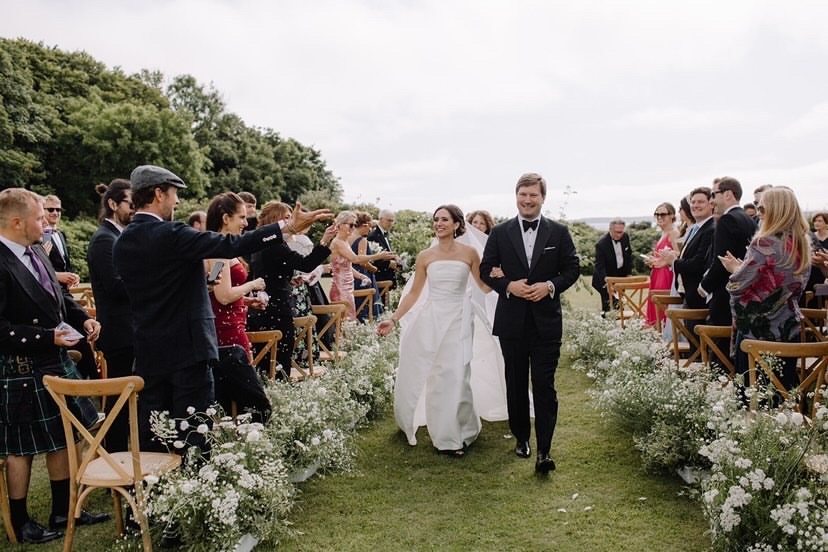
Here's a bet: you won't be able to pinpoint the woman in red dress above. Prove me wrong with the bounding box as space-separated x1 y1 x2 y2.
645 202 679 326
205 193 267 359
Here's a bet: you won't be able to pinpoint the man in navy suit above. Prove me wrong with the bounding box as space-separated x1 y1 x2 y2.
0 188 108 544
87 179 135 452
480 173 580 474
591 219 632 312
113 165 330 451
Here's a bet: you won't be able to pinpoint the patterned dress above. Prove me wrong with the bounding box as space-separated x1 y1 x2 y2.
727 234 809 388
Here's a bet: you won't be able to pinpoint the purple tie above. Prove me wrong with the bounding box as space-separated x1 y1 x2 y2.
24 247 56 299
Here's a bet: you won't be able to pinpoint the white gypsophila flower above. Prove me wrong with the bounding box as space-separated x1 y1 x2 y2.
196 423 209 434
180 481 195 494
179 420 189 431
186 406 196 415
144 474 159 485
734 457 753 469
245 429 261 442
173 440 185 449
310 437 321 446
205 407 217 416
804 454 828 475
790 412 804 426
774 412 788 426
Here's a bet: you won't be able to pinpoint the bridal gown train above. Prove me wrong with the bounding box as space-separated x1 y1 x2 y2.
394 259 508 451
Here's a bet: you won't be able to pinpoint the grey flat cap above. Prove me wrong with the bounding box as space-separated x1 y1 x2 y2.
130 165 187 191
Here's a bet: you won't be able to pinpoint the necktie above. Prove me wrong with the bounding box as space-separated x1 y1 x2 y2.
686 224 699 244
522 219 538 232
24 247 56 298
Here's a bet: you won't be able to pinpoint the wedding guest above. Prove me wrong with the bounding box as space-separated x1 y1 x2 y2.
591 219 632 313
644 202 678 326
349 211 383 321
467 210 495 235
743 203 757 218
368 209 401 288
753 184 772 224
42 194 79 289
247 201 334 378
677 196 695 245
329 211 395 321
238 191 258 232
720 186 811 393
804 212 828 303
187 210 207 230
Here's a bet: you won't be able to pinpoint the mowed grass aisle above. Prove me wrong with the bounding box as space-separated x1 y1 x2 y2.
276 361 708 552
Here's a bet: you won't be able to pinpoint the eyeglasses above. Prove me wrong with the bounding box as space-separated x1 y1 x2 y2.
711 190 723 197
45 207 62 213
653 212 670 217
758 205 765 214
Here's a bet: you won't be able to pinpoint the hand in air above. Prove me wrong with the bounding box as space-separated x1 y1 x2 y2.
290 202 333 233
718 250 743 273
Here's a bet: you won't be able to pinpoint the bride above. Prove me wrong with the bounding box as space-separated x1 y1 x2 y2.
377 205 506 457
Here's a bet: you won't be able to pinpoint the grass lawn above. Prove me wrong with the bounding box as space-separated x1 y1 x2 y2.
15 276 711 551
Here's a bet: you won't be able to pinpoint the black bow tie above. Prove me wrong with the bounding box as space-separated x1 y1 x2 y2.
522 219 538 232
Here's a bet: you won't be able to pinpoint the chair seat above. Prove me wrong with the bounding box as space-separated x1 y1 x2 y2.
319 350 347 362
81 452 181 487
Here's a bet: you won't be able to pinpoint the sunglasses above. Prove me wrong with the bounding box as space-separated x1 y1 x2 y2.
653 212 670 217
342 223 355 228
45 207 62 213
758 205 765 214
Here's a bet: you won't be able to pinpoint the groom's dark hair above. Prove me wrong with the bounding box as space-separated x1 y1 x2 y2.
515 173 547 198
433 204 466 237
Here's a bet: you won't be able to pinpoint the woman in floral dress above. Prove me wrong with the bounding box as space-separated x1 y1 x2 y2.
721 186 811 391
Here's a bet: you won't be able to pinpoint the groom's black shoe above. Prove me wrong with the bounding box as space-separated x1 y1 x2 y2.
535 453 556 475
515 440 531 458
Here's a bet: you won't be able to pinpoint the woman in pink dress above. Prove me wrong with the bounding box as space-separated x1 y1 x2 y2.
645 202 679 326
329 211 396 320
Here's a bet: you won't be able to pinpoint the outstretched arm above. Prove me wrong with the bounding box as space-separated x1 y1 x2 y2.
377 253 428 336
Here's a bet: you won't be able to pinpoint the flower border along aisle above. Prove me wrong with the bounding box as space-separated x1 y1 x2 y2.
563 309 828 551
145 321 400 551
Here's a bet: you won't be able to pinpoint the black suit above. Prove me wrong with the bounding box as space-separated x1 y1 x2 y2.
113 214 286 449
46 229 72 274
700 207 756 325
87 219 135 451
0 240 92 456
673 218 715 308
480 217 580 456
367 226 395 286
591 233 632 311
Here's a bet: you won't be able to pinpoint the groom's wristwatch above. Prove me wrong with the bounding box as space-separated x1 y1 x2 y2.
546 280 555 297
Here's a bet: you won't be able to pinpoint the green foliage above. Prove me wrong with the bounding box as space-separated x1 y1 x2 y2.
627 222 660 275
60 215 98 282
387 209 433 266
0 39 342 221
567 221 602 276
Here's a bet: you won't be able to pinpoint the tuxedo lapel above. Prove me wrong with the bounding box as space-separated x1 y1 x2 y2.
0 243 57 308
507 218 530 272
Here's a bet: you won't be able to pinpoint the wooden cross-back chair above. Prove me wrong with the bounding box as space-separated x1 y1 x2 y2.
814 283 828 310
69 284 95 309
665 308 709 367
604 275 649 311
246 330 284 380
740 339 828 417
650 292 682 334
291 315 319 380
0 457 15 543
376 280 393 310
613 280 651 328
42 375 181 552
800 308 827 343
353 289 375 322
311 303 347 363
694 324 735 378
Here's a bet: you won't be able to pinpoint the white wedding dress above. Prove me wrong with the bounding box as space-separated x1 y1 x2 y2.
394 258 508 450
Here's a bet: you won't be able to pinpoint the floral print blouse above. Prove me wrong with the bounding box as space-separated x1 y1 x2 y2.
727 234 809 342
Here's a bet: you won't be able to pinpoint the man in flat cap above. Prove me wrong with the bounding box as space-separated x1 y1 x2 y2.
113 165 331 452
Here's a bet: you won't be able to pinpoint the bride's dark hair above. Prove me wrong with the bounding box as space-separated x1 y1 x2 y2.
433 204 466 237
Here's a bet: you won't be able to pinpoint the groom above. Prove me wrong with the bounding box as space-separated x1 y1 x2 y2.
480 173 580 474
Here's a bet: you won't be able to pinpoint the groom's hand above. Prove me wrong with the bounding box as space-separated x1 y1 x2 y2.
507 279 532 298
525 282 551 302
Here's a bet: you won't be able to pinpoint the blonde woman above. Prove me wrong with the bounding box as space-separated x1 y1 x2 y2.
720 186 811 391
644 202 678 326
329 210 395 321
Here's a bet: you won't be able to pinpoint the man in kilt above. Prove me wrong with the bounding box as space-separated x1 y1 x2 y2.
0 188 109 544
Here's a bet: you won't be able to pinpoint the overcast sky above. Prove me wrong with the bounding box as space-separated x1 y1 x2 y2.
3 1 828 221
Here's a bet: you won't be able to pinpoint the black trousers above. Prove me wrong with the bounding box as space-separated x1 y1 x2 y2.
498 326 561 456
101 346 134 452
137 361 213 453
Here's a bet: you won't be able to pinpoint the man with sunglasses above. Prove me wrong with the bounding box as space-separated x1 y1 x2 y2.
41 195 79 290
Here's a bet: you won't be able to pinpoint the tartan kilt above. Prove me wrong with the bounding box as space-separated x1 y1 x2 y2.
0 349 100 456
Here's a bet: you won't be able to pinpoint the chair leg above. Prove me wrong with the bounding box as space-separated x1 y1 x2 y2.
113 489 124 536
0 458 17 544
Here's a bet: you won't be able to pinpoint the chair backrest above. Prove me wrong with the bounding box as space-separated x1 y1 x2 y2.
69 284 95 308
353 288 375 322
665 308 708 367
614 280 650 328
376 280 393 309
800 308 827 343
814 283 828 310
604 276 649 310
246 330 283 380
694 324 735 378
311 303 347 362
42 375 144 487
650 293 683 333
740 339 828 417
292 315 318 378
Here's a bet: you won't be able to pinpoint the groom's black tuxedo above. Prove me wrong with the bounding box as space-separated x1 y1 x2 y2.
480 216 580 457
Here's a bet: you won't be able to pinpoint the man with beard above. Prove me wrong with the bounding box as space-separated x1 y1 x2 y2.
86 179 136 451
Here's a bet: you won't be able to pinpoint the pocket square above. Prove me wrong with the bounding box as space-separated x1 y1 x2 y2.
543 246 556 251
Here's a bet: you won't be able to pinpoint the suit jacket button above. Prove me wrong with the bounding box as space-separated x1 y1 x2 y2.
35 334 41 339
33 319 39 324
21 338 26 343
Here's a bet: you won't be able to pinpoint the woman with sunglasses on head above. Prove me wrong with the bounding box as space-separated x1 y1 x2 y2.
329 211 396 321
644 202 679 326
